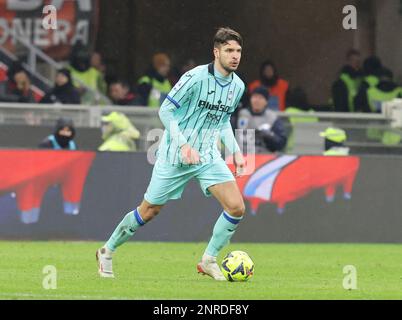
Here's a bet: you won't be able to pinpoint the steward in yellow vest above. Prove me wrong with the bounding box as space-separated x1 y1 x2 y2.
98 112 140 152
320 127 350 156
354 56 382 112
138 53 172 107
356 68 402 145
331 49 362 112
285 87 318 152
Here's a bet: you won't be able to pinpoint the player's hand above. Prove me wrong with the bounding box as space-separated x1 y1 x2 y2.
233 151 245 177
180 143 200 165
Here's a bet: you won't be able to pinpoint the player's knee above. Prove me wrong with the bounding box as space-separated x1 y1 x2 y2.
225 202 245 218
144 207 161 221
139 203 162 221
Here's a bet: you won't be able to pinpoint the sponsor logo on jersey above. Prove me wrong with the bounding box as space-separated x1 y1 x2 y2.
205 112 222 125
198 100 231 113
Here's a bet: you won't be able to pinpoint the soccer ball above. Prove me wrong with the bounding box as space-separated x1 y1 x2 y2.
221 250 254 282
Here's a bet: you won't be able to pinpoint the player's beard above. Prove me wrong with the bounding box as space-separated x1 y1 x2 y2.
219 59 238 74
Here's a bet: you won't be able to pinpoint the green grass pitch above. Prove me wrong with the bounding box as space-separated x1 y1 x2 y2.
0 241 401 300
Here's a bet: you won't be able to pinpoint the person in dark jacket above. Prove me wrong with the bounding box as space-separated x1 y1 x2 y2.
0 63 36 103
40 68 81 104
354 67 402 145
39 117 77 150
331 49 362 112
108 80 142 106
236 86 288 153
356 67 402 113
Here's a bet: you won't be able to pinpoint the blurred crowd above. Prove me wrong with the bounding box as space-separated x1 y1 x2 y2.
1 47 401 154
1 48 400 112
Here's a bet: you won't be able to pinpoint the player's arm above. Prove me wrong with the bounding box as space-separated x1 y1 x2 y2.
159 98 188 147
220 86 244 155
220 113 241 155
158 72 200 164
220 87 246 176
220 112 245 176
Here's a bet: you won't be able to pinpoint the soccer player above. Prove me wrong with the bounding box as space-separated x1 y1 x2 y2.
96 27 246 281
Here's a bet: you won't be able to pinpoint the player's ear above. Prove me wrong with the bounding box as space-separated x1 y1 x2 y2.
213 47 219 59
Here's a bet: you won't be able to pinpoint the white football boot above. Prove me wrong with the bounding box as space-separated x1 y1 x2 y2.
96 247 114 278
197 254 226 281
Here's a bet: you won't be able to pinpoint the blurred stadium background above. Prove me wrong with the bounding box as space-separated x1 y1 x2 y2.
1 0 402 300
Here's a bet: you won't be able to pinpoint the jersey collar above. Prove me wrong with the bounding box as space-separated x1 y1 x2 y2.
208 62 233 88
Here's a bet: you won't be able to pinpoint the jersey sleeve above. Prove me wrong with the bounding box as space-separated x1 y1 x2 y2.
220 113 241 154
219 83 244 154
165 71 197 108
158 71 198 147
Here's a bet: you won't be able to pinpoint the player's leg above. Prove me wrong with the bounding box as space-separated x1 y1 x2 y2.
96 158 191 278
196 160 245 280
104 200 163 252
96 200 163 277
204 180 245 256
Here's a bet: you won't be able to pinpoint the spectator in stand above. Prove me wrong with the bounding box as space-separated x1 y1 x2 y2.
108 80 142 106
355 67 402 145
38 118 77 150
69 47 107 104
138 53 172 107
180 58 197 75
248 60 289 111
169 58 197 86
357 68 402 113
236 86 288 154
331 49 363 112
354 56 383 111
285 87 318 152
90 51 107 75
98 111 140 152
40 68 81 104
0 64 35 103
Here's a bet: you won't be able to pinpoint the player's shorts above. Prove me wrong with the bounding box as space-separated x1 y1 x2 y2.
144 157 235 205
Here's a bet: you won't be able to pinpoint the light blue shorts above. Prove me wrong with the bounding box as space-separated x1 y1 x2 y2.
144 158 235 205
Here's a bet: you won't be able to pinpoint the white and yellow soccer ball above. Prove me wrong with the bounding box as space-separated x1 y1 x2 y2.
221 250 254 282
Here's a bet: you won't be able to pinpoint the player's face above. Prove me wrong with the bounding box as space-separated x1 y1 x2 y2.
214 40 242 73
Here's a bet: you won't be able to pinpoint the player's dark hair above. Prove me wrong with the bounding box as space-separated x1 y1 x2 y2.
213 27 243 48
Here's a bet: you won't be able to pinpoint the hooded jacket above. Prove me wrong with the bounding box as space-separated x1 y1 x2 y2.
98 112 140 152
38 118 77 150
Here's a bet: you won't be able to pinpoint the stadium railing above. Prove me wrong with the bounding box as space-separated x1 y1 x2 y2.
1 101 402 154
1 36 111 106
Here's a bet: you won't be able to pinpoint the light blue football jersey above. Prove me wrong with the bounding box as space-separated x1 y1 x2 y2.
157 63 245 166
